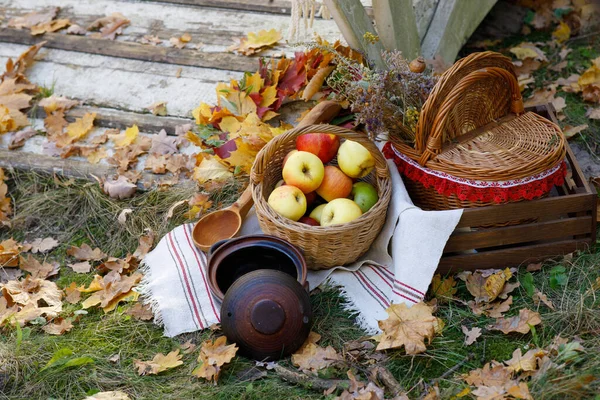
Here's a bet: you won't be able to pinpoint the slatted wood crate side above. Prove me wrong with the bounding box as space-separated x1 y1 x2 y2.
436 104 597 274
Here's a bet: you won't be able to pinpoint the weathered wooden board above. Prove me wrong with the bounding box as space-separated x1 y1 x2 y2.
0 28 259 73
0 43 242 118
2 0 344 50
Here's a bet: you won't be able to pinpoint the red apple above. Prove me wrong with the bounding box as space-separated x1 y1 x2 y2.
282 150 298 168
305 191 317 206
298 216 320 226
316 166 353 202
282 151 325 193
296 133 340 164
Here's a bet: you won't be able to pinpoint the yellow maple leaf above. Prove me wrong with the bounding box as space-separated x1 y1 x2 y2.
192 103 213 125
291 332 341 374
223 140 256 173
87 147 108 164
66 112 96 142
552 21 571 43
246 72 263 94
219 116 242 135
260 85 278 108
578 61 600 88
375 302 439 354
193 157 233 184
109 125 139 148
245 29 282 50
509 43 547 61
0 105 17 134
430 274 457 303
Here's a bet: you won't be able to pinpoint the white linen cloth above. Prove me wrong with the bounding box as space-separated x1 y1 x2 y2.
140 159 463 337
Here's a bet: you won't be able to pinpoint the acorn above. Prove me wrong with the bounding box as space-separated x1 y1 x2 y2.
409 56 426 73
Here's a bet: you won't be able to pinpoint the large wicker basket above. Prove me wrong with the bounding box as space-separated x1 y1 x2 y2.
250 124 391 270
388 51 566 210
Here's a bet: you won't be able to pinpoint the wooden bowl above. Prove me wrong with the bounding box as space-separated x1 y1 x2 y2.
220 269 312 360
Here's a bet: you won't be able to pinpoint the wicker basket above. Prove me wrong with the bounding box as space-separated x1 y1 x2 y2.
389 51 566 210
250 124 391 270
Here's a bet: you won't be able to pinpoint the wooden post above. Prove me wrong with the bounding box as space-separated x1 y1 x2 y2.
323 0 386 70
420 0 497 64
372 0 420 59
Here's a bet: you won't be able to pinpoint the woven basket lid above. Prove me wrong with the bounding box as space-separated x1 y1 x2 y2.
220 269 312 360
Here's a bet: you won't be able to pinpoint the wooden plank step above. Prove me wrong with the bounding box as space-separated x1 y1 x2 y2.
0 43 242 118
0 28 258 73
139 0 293 14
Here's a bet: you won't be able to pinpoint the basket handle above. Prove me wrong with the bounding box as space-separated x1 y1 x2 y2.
251 124 389 185
417 67 524 166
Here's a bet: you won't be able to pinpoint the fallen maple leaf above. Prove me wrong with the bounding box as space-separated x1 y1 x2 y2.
193 157 233 184
109 125 139 148
68 261 92 273
126 302 153 321
66 112 96 143
504 348 545 373
66 24 87 35
27 237 59 254
133 231 155 260
67 243 107 261
42 317 74 335
229 29 282 55
0 238 23 266
0 170 12 227
429 274 457 302
64 282 81 304
8 8 58 29
39 95 79 114
291 331 342 374
31 19 70 36
102 175 137 199
88 13 130 40
489 308 542 334
586 107 600 119
461 269 513 303
134 349 183 375
19 254 58 279
375 302 439 354
8 126 38 149
509 42 548 62
150 129 180 155
563 124 588 139
192 336 238 382
84 391 131 400
147 101 167 116
552 21 571 43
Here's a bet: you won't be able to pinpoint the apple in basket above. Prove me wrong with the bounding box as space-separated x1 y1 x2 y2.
309 203 327 224
268 185 307 221
296 133 340 163
320 198 363 227
351 182 379 213
298 216 320 226
282 150 298 168
282 151 325 193
316 166 353 202
337 140 375 178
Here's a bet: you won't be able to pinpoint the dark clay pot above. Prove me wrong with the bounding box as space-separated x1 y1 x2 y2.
206 234 308 303
220 269 312 360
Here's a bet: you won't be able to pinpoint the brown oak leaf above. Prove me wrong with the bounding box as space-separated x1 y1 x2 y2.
27 237 59 253
102 175 137 199
144 154 168 174
68 261 92 273
8 8 58 29
150 129 181 155
64 282 82 304
504 348 546 373
88 13 130 40
192 336 238 382
462 326 482 346
81 271 142 313
291 331 342 374
126 302 153 321
42 317 74 335
19 254 58 279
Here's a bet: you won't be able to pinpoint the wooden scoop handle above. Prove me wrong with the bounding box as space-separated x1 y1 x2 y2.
229 185 253 219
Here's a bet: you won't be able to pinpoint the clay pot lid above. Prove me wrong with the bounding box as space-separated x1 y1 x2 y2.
220 269 312 361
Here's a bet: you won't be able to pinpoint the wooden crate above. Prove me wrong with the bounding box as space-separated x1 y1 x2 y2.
437 104 597 273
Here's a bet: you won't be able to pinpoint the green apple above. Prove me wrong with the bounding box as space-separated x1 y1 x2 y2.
337 140 375 178
320 198 362 227
351 182 378 213
309 203 327 224
267 185 307 221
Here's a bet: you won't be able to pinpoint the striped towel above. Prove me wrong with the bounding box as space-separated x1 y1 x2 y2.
140 160 463 337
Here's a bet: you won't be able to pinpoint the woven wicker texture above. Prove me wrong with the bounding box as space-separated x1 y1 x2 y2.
389 51 566 211
250 124 391 270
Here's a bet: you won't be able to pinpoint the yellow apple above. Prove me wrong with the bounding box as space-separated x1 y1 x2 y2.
320 198 363 226
309 203 327 224
268 185 307 221
337 140 375 178
282 151 325 193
